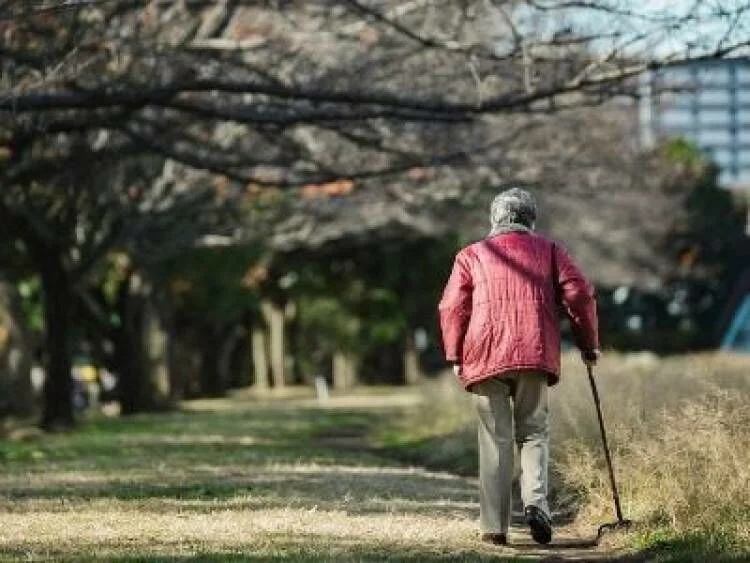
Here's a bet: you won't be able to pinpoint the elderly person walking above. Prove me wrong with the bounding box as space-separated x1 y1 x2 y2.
438 188 599 546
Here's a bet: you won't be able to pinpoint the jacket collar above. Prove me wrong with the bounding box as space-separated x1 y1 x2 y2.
488 223 533 237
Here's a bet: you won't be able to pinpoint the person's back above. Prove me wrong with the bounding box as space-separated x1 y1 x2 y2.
441 230 598 390
438 188 599 547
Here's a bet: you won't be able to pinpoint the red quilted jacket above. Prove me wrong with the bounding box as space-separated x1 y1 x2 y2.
438 231 598 388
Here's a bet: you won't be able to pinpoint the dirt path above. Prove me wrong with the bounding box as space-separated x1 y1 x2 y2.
0 392 639 562
309 397 635 562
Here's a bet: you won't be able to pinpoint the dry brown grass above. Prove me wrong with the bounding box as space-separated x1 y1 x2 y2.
552 352 750 442
400 351 750 554
554 352 750 544
559 392 750 535
405 351 750 448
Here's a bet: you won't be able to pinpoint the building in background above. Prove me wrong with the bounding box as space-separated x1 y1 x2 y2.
639 57 750 351
639 57 750 189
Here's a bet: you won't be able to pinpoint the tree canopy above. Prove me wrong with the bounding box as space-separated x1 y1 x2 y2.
2 0 749 427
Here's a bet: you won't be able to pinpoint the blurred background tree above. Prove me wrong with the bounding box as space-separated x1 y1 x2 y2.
1 0 748 428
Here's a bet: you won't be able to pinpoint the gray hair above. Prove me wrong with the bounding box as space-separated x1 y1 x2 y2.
489 188 537 234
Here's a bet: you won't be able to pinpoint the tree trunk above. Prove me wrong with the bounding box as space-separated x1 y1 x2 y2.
251 324 270 391
39 256 74 430
144 301 170 403
0 280 34 417
199 325 224 397
218 327 241 390
166 319 185 404
226 326 250 389
332 350 358 390
261 300 285 389
403 333 422 385
285 301 300 384
118 273 169 414
117 273 145 414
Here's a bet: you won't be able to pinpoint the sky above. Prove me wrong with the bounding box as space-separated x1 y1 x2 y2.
508 0 750 60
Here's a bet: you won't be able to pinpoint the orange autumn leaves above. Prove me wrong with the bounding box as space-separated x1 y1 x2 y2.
299 179 355 200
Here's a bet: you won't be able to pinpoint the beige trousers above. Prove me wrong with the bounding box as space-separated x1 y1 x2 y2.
472 371 550 534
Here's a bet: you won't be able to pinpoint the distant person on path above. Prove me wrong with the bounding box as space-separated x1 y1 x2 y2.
438 188 600 546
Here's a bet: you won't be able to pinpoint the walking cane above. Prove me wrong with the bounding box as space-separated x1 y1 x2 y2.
586 364 632 540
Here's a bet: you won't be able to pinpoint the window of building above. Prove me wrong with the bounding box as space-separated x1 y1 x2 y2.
699 109 732 126
698 90 732 106
660 110 694 128
707 148 734 167
658 68 695 90
736 67 750 85
736 150 750 168
696 67 730 86
737 109 750 124
699 130 733 145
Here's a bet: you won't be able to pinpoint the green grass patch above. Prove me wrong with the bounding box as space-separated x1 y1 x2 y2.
376 427 478 477
632 527 750 563
0 406 387 473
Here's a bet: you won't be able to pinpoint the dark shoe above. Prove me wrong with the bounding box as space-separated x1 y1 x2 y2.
480 532 508 546
525 506 552 545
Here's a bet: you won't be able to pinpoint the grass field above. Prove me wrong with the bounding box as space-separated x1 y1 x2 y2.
384 352 750 562
0 352 748 562
0 392 537 563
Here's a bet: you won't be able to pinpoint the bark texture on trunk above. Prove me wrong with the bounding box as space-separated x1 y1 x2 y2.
218 327 241 391
0 280 34 417
403 334 422 385
261 300 285 389
251 324 270 391
166 320 185 404
39 256 74 430
198 325 223 397
118 273 170 414
145 302 170 402
117 273 145 415
332 350 358 390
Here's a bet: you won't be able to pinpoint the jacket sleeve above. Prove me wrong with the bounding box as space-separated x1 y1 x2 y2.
438 251 473 363
553 243 599 352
